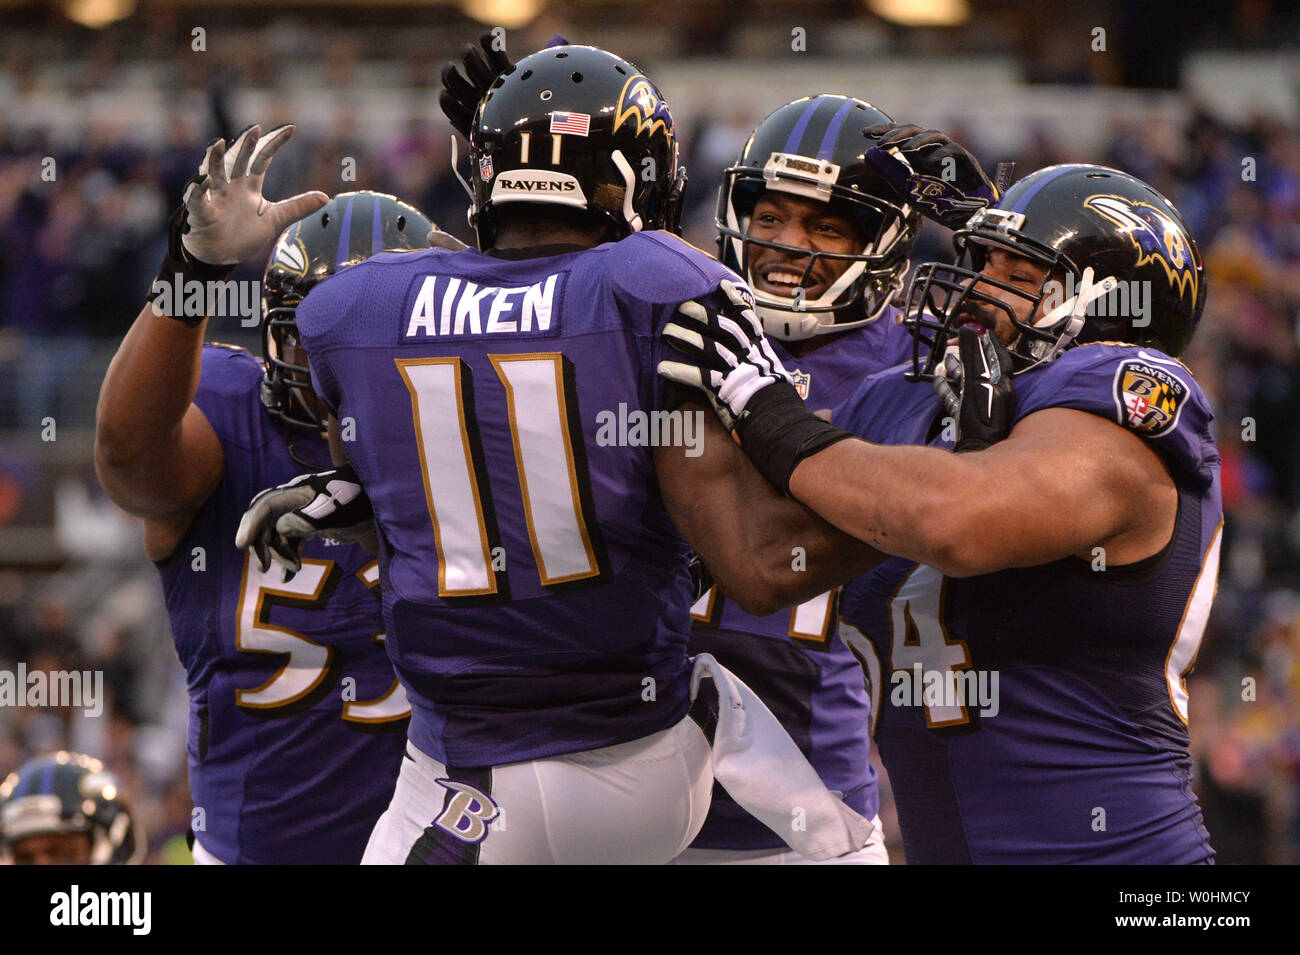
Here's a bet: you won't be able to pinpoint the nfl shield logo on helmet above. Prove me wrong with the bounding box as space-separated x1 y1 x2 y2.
791 370 812 400
479 155 494 181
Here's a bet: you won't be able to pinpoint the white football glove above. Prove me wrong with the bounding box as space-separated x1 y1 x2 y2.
657 279 793 431
235 464 375 580
181 124 329 266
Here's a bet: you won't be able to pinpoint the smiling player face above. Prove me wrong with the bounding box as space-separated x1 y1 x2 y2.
744 192 864 301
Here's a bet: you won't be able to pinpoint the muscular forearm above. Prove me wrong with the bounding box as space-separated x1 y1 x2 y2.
788 438 983 577
661 409 884 615
787 407 1176 577
727 494 883 612
94 302 213 513
98 303 204 452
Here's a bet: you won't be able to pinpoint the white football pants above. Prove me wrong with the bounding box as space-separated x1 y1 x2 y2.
362 715 713 864
668 817 889 865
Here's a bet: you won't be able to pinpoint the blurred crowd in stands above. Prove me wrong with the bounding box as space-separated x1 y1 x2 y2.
3 64 1300 861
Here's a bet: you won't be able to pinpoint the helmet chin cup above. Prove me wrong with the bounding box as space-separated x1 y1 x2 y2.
749 264 897 341
756 300 822 340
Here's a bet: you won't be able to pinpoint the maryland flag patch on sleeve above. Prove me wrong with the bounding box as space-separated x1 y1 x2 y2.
1112 354 1190 438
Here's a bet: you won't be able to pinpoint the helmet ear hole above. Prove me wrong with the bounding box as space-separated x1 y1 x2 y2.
396 215 407 231
320 213 330 228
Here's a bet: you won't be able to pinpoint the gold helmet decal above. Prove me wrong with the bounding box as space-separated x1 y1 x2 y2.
1084 194 1199 303
614 75 674 140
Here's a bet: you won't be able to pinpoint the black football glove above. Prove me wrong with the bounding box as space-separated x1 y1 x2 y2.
933 326 1016 452
439 32 515 138
658 280 853 493
235 464 375 580
864 122 998 231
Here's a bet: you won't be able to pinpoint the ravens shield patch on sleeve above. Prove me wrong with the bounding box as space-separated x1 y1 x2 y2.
1112 354 1189 438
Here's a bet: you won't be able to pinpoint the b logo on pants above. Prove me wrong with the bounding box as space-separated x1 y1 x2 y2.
434 779 500 844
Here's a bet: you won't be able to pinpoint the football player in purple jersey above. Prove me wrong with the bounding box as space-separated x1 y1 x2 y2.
674 97 1000 864
661 163 1220 864
95 125 431 863
237 43 886 864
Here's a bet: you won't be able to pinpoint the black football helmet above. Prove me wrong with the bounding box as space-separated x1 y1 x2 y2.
717 95 921 341
262 191 433 443
904 163 1206 378
468 44 686 248
0 751 144 864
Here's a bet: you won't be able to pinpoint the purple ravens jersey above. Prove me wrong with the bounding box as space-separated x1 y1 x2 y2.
155 345 407 865
834 343 1220 864
296 233 747 768
687 307 912 850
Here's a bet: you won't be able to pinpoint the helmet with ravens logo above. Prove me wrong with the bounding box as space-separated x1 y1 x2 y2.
904 163 1206 378
262 191 433 450
468 44 686 249
0 751 144 865
717 95 921 341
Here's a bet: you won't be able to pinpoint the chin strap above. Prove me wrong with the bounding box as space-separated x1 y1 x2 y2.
450 134 474 199
1028 266 1119 363
610 150 643 233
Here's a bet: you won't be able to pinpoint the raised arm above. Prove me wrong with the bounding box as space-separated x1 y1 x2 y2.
94 124 326 560
94 300 225 557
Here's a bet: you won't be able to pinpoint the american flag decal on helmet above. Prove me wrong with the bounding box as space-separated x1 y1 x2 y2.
549 111 590 136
